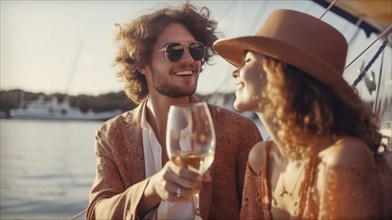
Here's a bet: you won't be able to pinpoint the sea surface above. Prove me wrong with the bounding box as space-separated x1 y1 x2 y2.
0 119 101 219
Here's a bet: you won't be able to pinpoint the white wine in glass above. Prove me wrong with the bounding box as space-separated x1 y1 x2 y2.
166 102 216 220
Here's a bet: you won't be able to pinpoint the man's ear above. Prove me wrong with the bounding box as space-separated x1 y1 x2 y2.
137 65 149 76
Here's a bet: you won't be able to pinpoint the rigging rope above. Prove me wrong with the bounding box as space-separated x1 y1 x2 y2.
352 38 389 87
319 0 337 19
345 25 392 70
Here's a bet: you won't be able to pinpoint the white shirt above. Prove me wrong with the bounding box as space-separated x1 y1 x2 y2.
140 101 194 219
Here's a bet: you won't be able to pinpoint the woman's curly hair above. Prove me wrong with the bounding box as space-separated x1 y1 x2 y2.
261 57 382 158
113 1 219 104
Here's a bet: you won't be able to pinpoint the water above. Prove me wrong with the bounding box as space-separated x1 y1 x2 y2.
0 119 102 219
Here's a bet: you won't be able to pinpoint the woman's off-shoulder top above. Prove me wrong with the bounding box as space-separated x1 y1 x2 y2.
240 141 392 219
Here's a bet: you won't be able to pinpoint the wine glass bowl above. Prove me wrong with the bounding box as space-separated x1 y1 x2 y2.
166 102 216 219
166 102 216 174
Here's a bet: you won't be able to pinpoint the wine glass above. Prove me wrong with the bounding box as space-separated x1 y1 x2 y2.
166 102 216 220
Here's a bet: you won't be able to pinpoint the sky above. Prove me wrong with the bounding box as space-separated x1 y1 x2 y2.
1 0 389 98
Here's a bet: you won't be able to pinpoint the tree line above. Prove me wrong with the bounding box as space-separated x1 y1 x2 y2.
0 89 137 116
0 89 220 117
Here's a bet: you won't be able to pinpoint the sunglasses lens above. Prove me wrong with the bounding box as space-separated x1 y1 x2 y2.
166 43 184 62
164 42 206 62
189 42 205 61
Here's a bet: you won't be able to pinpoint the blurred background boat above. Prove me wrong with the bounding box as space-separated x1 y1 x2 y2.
9 95 121 121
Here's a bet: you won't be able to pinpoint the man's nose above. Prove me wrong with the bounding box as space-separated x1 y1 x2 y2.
180 48 194 62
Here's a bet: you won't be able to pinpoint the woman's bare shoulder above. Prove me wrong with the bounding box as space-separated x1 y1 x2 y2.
319 136 375 166
248 141 272 175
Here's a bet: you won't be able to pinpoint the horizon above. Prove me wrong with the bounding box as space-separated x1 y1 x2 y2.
0 87 236 97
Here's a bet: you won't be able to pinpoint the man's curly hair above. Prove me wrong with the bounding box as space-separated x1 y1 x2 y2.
113 1 219 104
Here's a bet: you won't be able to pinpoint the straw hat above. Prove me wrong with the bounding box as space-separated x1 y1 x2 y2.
213 9 350 90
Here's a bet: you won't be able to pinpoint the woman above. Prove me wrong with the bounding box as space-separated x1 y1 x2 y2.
213 9 392 219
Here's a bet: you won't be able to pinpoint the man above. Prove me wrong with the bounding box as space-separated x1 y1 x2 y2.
86 2 262 219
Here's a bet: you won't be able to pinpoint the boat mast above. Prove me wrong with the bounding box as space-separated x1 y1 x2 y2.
64 41 83 104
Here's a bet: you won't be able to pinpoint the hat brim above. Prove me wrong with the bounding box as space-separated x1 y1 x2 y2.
213 36 352 91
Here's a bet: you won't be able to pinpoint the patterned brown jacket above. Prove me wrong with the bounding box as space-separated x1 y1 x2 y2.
86 99 262 219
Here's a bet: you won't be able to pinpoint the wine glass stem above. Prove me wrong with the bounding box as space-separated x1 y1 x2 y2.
193 190 202 220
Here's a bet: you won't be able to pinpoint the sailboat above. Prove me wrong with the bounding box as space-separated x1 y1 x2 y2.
9 42 122 122
70 0 391 219
312 0 391 156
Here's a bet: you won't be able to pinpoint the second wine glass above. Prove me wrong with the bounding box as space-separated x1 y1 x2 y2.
166 102 216 220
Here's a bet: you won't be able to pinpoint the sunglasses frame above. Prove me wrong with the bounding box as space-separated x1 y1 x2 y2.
154 41 206 62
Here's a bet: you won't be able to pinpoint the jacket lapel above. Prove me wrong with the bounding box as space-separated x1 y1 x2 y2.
125 102 147 183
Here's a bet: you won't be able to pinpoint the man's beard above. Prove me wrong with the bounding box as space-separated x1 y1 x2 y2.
150 66 198 98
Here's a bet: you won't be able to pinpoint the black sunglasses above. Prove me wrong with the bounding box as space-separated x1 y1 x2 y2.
154 41 206 62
